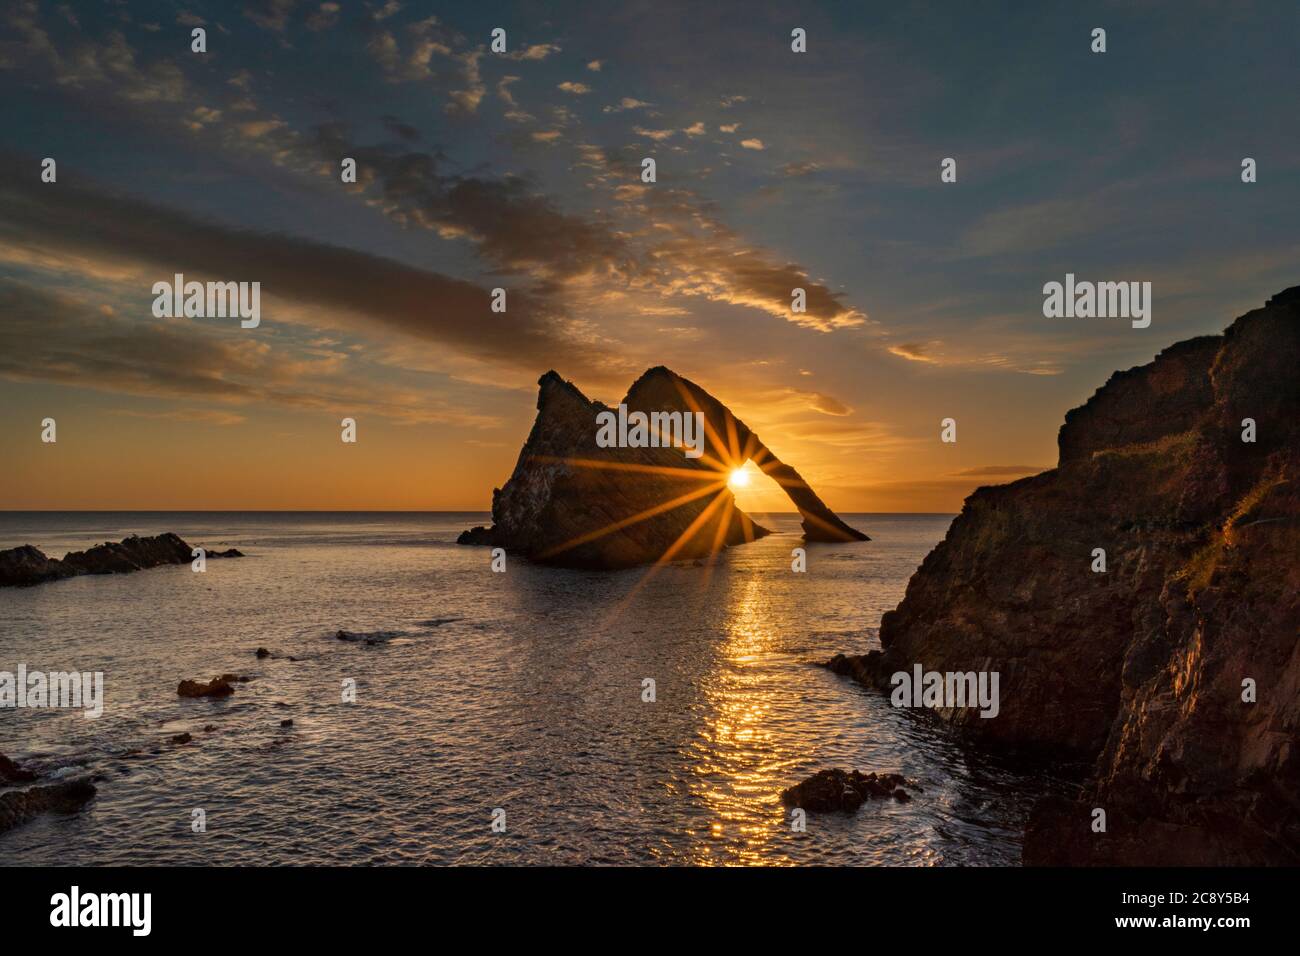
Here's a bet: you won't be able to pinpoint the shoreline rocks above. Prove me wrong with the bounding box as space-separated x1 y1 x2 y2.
0 778 97 835
0 533 243 588
177 674 249 698
824 287 1300 865
781 769 914 813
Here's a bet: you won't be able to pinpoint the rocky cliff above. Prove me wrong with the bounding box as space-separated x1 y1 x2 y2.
459 366 867 568
826 287 1300 865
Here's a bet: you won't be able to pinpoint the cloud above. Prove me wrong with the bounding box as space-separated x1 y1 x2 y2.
4 12 187 104
569 151 869 332
238 118 287 138
496 75 533 123
886 337 1063 375
305 3 341 31
603 97 651 113
800 391 853 416
740 138 765 150
683 122 706 136
634 126 675 141
3 10 875 352
447 51 485 113
0 157 608 381
243 0 298 33
586 60 602 71
0 278 502 426
307 124 633 282
507 43 560 61
111 408 249 426
557 81 591 94
780 161 821 177
380 114 421 142
888 342 935 363
364 16 486 115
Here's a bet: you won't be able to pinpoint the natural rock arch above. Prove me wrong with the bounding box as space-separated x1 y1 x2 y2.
458 366 868 568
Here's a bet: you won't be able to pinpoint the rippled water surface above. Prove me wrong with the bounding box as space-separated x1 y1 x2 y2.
0 512 1057 865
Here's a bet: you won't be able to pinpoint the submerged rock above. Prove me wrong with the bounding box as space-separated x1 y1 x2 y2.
0 533 242 588
826 287 1300 865
458 367 867 568
177 676 235 698
335 629 401 644
781 769 914 813
0 778 96 834
0 753 38 784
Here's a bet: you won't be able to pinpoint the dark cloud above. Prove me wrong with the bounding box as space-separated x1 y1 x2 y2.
310 123 636 282
380 114 422 142
243 0 299 34
0 154 605 379
0 278 499 426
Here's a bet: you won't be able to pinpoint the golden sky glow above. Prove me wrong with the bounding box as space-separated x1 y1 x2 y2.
2 3 1290 514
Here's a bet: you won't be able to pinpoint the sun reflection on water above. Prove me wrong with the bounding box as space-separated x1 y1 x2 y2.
684 575 808 865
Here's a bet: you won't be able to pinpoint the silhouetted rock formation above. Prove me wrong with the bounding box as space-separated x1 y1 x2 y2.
458 366 867 568
0 533 242 587
825 287 1300 865
781 769 914 812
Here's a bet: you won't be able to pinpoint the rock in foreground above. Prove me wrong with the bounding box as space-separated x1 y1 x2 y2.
826 287 1300 865
781 769 913 813
0 778 97 834
0 533 242 588
0 753 38 785
459 366 867 568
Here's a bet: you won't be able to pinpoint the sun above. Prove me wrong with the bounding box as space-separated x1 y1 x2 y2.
727 467 750 490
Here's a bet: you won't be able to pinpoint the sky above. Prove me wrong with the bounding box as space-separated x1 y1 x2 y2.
0 0 1296 513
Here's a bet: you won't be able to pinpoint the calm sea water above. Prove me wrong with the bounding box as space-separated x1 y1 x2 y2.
0 512 1056 865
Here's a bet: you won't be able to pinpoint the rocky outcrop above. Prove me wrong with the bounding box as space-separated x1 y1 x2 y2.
0 778 97 834
826 287 1300 865
176 674 248 698
0 533 242 587
459 366 866 568
781 769 914 812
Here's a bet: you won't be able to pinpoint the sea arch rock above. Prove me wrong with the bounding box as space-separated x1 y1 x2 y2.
458 366 868 568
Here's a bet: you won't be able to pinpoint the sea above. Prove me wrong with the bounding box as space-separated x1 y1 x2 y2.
0 512 1060 865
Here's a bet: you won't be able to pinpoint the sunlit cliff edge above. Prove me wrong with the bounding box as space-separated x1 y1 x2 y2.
827 286 1300 865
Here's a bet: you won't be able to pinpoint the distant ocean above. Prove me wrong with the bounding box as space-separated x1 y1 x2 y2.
0 512 1060 865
